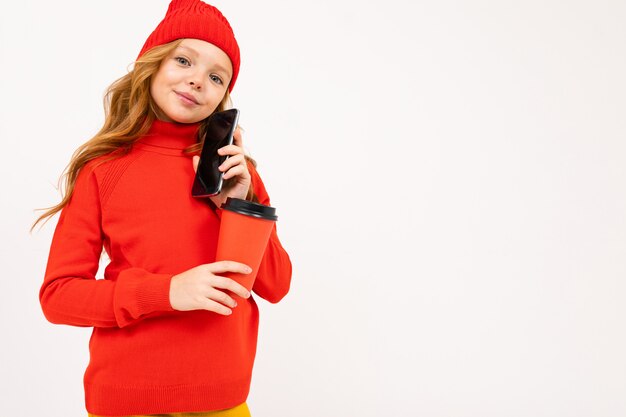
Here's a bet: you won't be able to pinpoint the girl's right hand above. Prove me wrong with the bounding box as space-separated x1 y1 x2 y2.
169 261 252 315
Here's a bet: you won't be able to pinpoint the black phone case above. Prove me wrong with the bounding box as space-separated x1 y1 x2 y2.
191 108 240 198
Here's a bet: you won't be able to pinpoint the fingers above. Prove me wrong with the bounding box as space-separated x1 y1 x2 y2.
207 260 252 275
209 287 238 308
192 155 199 173
222 164 248 180
170 263 253 315
217 141 249 181
232 126 243 147
218 140 244 156
206 262 252 297
210 275 251 299
218 153 245 174
201 297 233 316
216 127 244 170
207 287 238 309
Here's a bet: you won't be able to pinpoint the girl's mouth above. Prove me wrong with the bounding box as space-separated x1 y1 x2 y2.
175 91 199 105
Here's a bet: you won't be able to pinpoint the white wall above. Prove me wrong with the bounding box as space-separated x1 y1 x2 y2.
2 0 625 416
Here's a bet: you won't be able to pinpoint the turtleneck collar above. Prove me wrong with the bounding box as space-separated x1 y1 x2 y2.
137 119 201 150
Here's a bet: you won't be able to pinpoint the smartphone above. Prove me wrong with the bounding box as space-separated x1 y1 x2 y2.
191 108 240 198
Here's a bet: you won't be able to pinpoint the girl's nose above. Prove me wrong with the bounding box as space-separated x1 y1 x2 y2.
189 80 202 90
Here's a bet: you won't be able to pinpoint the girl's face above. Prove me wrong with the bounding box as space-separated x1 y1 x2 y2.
150 38 233 124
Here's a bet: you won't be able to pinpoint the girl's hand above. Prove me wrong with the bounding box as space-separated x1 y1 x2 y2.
192 127 250 209
169 261 252 315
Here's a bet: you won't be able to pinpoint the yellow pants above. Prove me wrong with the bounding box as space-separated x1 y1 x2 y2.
87 402 251 417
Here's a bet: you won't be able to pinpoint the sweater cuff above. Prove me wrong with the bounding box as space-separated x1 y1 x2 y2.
113 267 175 328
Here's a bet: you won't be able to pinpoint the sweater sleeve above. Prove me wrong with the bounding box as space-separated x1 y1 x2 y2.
247 162 293 303
39 161 175 328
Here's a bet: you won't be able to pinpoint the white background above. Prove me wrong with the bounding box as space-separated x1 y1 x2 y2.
2 0 625 416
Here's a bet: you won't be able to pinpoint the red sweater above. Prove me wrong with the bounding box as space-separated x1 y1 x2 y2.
40 120 292 416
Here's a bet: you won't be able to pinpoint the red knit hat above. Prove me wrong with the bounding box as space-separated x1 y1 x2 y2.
137 0 240 92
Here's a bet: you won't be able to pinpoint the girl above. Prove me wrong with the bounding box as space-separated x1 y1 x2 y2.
31 1 292 416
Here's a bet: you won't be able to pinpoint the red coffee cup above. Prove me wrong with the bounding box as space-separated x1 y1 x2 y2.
215 197 278 292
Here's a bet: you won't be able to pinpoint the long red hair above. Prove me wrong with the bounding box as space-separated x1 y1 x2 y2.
31 39 256 233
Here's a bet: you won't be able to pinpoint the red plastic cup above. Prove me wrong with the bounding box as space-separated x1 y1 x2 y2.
215 197 278 292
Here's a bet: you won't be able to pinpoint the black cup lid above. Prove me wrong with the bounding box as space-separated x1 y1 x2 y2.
221 197 278 221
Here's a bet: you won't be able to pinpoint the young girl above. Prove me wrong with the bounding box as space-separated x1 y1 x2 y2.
31 1 292 416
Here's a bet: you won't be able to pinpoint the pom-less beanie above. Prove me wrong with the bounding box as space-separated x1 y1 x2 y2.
137 0 241 92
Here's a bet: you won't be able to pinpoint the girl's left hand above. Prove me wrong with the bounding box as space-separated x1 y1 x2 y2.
192 127 251 208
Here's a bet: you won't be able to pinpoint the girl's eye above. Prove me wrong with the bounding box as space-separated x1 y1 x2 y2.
210 75 223 85
175 57 190 66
